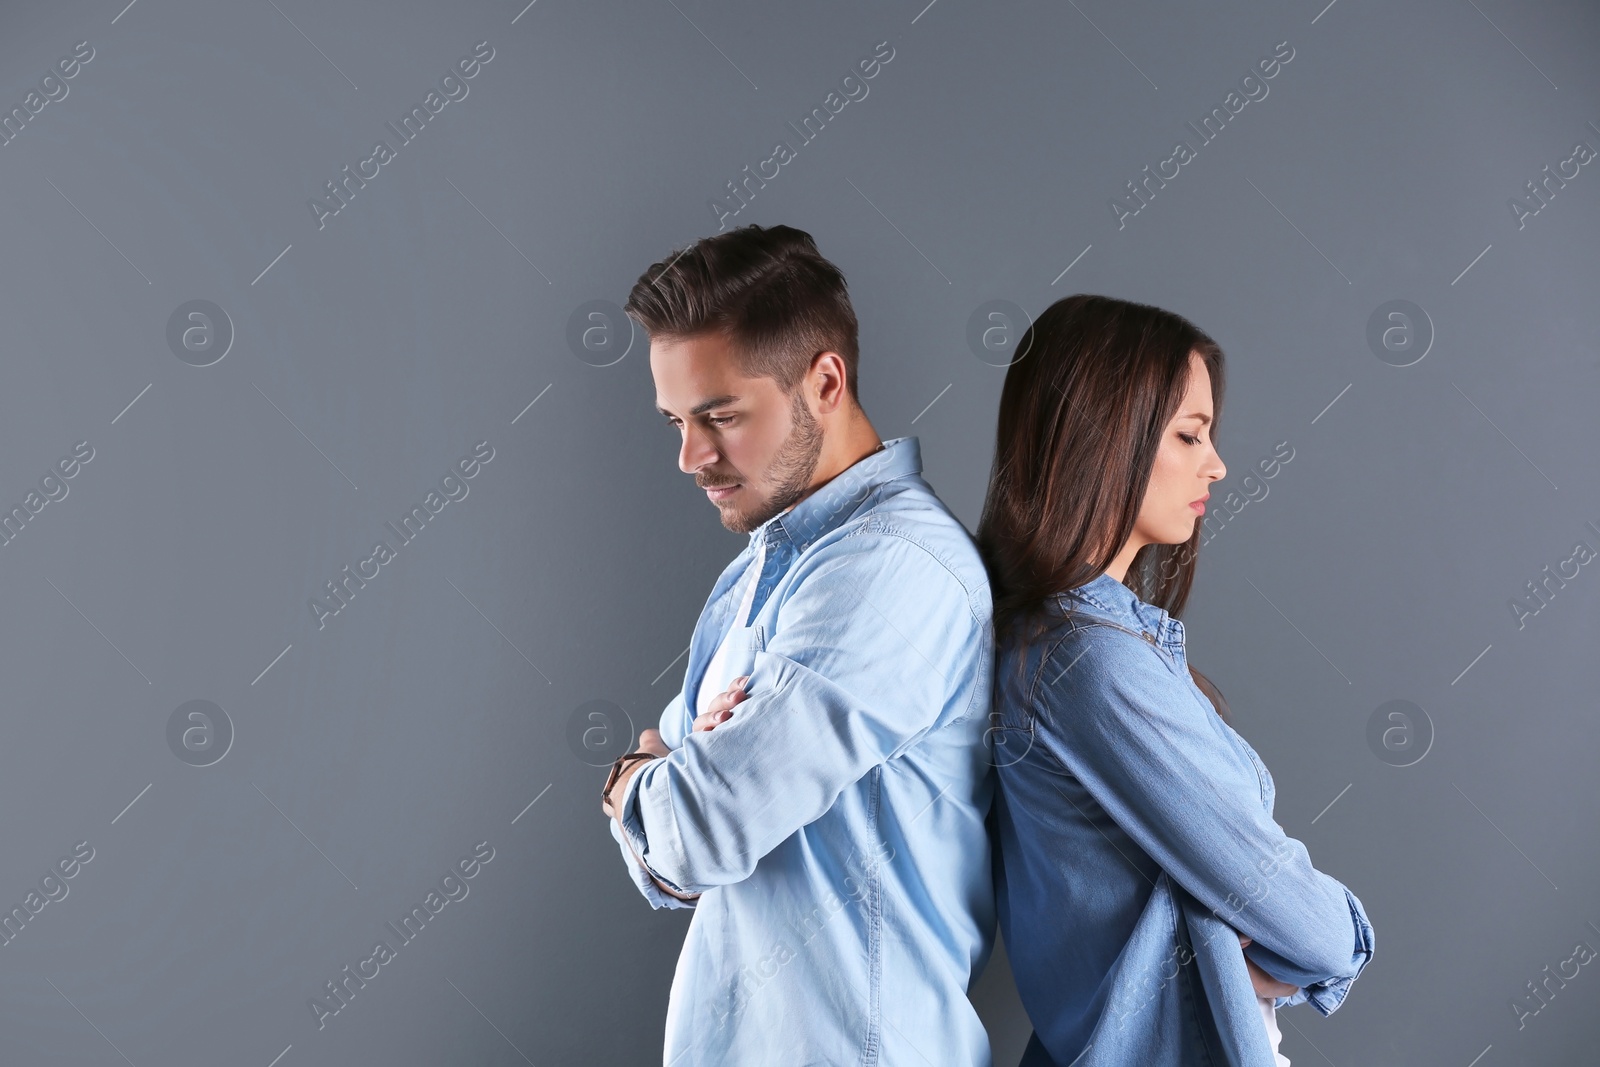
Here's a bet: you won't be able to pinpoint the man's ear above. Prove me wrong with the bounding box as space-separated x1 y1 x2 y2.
809 351 851 413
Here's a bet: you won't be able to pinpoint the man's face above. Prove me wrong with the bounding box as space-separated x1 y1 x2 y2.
652 331 825 534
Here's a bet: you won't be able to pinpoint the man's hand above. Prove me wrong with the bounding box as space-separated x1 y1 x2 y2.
635 727 670 756
692 676 750 733
600 728 671 819
1237 933 1300 1000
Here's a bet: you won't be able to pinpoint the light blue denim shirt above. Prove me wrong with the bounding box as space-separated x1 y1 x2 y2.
609 436 998 1066
989 572 1374 1066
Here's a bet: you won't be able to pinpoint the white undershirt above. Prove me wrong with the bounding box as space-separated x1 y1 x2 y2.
1257 996 1290 1066
696 541 766 720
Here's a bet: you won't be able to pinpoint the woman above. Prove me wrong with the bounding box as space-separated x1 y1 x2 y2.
976 294 1373 1066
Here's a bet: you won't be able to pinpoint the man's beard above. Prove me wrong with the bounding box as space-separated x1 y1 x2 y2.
720 388 823 534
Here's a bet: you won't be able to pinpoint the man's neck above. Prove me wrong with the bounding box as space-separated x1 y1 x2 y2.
784 418 884 514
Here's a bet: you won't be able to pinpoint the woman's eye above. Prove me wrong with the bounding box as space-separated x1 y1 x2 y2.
1178 432 1201 445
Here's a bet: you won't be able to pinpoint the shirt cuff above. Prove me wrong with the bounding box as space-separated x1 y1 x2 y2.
614 758 702 905
1296 886 1376 1016
607 806 696 910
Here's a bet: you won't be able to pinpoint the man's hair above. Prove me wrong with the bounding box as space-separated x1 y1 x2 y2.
623 224 861 401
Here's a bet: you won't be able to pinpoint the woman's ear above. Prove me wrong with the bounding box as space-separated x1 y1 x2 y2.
1188 665 1232 724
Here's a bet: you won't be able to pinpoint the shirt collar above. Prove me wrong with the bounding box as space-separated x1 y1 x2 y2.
1056 570 1171 635
750 436 921 554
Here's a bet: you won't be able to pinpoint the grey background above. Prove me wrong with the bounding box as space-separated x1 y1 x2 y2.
0 0 1595 1064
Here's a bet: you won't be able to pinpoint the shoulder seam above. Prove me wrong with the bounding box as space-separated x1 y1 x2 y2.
1028 617 1175 708
840 514 991 627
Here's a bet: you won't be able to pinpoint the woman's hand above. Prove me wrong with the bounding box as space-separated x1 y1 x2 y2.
1237 933 1300 1000
692 675 749 732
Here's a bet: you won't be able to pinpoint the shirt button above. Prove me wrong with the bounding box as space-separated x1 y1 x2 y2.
1141 630 1156 643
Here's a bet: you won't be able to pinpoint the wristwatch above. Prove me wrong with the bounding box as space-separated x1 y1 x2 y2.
602 751 659 811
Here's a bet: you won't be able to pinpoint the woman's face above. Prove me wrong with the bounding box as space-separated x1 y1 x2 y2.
1110 351 1226 580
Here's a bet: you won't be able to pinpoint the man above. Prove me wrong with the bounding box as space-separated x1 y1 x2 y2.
601 223 997 1065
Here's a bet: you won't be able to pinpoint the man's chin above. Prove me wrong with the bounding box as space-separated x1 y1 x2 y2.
714 496 779 535
718 508 758 534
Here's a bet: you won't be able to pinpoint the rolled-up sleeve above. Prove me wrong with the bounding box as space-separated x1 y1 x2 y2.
617 528 983 895
607 811 698 909
1268 885 1374 1014
1036 626 1374 1015
605 689 697 909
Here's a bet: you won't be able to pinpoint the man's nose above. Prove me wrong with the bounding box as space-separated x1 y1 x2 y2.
679 421 718 474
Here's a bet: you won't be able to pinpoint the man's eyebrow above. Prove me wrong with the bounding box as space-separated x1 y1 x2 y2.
656 395 742 417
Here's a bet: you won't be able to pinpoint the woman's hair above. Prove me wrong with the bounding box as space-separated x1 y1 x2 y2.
1189 666 1232 725
975 293 1225 662
622 223 861 401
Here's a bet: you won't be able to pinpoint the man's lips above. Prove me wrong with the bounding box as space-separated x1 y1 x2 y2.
703 483 740 500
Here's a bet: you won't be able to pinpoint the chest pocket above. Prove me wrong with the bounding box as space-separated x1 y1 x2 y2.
720 622 766 682
1223 726 1275 812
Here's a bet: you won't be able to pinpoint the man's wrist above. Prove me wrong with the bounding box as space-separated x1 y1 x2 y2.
601 751 658 816
610 754 655 809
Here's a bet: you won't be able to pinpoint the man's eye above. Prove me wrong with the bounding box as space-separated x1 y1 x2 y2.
709 415 735 426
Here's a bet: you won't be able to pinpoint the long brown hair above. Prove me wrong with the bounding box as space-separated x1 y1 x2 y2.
976 293 1226 663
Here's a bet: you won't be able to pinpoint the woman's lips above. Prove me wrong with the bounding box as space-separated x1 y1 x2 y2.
1190 494 1208 514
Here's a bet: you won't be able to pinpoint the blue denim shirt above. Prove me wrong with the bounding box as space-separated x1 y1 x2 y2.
610 436 998 1066
989 572 1374 1066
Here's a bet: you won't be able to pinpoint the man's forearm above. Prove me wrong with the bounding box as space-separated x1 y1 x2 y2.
610 757 701 902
